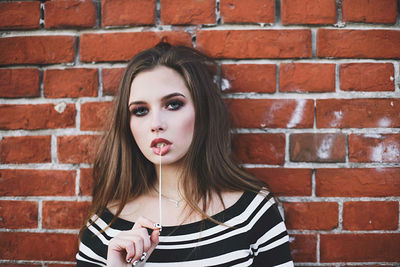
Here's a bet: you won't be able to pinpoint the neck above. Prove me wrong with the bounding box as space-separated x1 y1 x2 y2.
154 162 183 199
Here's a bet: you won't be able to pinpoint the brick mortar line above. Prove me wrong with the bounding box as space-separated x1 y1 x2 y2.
293 263 399 266
0 196 92 202
0 260 76 265
287 229 400 234
0 228 80 234
1 24 400 37
38 199 42 230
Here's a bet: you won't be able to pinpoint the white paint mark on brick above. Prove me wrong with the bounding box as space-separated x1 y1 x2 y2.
331 110 343 127
390 101 394 107
378 117 391 127
372 142 400 162
317 135 334 159
54 102 67 114
221 78 231 91
287 99 306 128
390 76 394 81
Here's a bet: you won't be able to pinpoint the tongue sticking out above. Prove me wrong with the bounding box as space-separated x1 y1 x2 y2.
152 143 170 156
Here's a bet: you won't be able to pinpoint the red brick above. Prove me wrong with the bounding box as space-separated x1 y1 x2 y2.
0 201 38 229
0 36 75 65
80 101 113 131
0 68 40 98
342 0 397 24
44 68 98 98
0 232 77 261
161 0 215 25
226 99 314 129
340 63 395 92
283 202 338 230
290 133 346 162
197 30 312 59
247 168 312 196
232 133 285 165
280 63 335 92
42 201 91 229
45 0 96 29
80 31 192 62
343 201 399 230
0 104 76 130
0 169 75 197
316 99 400 128
316 168 400 197
102 68 125 95
317 29 400 59
221 64 276 93
290 234 317 262
320 234 400 262
102 0 155 27
0 136 51 164
220 0 274 24
0 2 40 30
281 0 336 25
47 265 75 267
0 264 41 267
79 168 94 196
57 135 99 164
349 134 400 163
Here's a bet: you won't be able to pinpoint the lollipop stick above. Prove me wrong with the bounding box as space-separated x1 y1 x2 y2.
158 145 163 229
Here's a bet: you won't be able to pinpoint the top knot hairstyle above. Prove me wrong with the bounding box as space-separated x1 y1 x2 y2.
81 42 270 235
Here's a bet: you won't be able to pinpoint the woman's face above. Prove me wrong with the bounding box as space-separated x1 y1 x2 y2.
128 66 195 166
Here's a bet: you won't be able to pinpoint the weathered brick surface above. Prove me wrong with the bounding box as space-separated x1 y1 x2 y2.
0 169 76 197
0 104 76 130
220 0 275 24
343 201 399 230
45 0 96 29
232 133 285 165
0 36 75 65
0 136 51 164
317 29 400 59
226 99 314 129
221 64 276 93
197 30 312 59
316 168 400 197
316 99 400 128
0 201 38 229
80 101 113 131
284 202 338 230
80 32 192 62
290 133 346 162
102 68 125 95
0 68 40 98
247 168 312 196
161 0 215 25
279 63 335 92
342 0 397 24
44 68 98 98
79 168 94 196
102 0 155 27
289 234 317 262
340 63 395 92
281 0 336 25
0 232 77 261
57 135 100 164
320 234 400 262
42 201 91 229
349 134 400 163
0 1 40 30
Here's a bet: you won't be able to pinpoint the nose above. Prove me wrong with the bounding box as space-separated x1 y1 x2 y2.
150 110 166 133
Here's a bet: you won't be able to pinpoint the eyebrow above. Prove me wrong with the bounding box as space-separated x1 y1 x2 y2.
128 92 186 108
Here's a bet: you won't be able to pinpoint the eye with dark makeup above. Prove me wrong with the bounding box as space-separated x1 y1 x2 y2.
166 99 184 111
131 106 148 117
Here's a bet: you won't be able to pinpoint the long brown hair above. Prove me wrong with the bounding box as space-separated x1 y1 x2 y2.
80 42 269 237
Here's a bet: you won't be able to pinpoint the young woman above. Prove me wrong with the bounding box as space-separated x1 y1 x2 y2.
77 42 293 266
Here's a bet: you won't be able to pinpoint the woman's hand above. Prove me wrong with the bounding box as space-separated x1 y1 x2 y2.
107 216 161 266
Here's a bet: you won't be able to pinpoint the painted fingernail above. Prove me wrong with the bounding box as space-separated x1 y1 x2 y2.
132 260 138 266
154 223 161 229
140 251 147 261
126 257 133 263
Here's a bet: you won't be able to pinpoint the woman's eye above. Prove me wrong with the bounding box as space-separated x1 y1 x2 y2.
166 100 184 111
131 107 148 117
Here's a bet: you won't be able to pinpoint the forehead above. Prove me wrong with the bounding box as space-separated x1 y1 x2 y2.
129 66 190 100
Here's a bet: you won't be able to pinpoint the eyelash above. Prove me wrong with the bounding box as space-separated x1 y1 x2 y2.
131 100 184 117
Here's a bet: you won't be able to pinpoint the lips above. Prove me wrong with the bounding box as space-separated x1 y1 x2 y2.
151 138 172 156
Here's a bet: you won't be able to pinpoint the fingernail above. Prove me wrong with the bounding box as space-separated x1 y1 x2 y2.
126 257 133 263
154 223 161 229
132 260 138 266
140 251 147 261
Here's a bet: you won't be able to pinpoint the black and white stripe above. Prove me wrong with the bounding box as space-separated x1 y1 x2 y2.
76 190 293 266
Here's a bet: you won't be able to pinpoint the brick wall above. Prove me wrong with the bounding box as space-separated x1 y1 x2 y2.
0 0 399 265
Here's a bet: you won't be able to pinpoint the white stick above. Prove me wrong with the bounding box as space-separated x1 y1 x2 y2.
159 147 162 228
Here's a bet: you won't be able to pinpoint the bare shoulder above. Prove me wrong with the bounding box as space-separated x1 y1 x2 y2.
220 190 244 209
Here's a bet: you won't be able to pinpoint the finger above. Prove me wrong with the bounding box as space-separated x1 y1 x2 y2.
133 236 144 262
133 216 160 230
